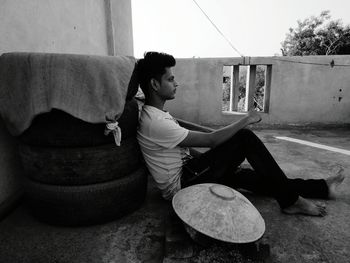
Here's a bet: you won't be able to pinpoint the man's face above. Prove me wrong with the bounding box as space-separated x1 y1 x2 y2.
156 67 178 100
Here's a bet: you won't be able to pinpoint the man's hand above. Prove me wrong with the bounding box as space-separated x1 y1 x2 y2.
247 110 262 125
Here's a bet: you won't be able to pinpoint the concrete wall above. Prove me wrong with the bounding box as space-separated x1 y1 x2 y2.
0 0 133 56
0 0 108 55
0 0 133 216
167 56 350 127
110 0 134 56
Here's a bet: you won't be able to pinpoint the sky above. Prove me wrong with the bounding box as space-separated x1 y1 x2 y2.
131 0 350 58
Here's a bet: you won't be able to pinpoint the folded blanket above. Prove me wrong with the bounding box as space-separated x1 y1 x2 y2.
0 52 138 136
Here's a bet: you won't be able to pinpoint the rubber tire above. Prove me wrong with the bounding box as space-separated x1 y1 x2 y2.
23 166 148 226
19 137 143 185
18 98 139 147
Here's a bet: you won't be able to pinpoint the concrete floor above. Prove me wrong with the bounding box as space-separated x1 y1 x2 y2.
0 128 349 263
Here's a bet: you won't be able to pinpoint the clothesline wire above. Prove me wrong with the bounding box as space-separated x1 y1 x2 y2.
191 0 350 67
271 58 350 67
191 0 244 57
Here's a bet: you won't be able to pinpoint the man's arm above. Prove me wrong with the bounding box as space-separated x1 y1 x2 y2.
178 111 261 148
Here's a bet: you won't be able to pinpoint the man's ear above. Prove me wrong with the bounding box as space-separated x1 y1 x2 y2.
150 78 159 92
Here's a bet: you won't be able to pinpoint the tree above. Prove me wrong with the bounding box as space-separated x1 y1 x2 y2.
281 11 350 56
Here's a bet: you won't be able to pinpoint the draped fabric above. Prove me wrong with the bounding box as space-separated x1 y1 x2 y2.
0 52 138 136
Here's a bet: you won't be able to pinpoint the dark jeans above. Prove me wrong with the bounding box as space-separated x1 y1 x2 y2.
181 129 329 209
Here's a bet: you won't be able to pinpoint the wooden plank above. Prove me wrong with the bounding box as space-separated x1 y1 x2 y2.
230 65 240 111
245 65 256 111
263 65 272 113
228 66 233 111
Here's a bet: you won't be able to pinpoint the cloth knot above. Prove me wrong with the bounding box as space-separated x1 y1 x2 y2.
105 121 122 146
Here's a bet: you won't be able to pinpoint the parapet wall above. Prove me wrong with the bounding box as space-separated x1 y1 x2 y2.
167 56 350 127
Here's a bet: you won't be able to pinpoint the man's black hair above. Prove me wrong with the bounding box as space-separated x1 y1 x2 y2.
137 52 176 97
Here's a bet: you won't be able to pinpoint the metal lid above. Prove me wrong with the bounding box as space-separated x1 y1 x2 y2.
172 183 265 243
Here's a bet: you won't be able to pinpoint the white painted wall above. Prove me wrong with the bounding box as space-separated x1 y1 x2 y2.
111 0 134 56
0 0 108 55
168 56 350 127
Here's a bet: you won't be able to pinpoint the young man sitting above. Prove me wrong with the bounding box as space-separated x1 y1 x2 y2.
136 51 344 216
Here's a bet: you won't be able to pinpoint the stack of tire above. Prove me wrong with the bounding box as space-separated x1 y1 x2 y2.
18 98 148 226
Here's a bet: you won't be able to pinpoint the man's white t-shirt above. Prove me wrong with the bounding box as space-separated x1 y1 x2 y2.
137 105 190 200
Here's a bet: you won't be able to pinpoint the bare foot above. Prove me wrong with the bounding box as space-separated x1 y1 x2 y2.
282 196 327 217
326 165 345 199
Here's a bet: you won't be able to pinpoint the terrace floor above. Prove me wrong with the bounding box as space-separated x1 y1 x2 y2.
0 128 349 263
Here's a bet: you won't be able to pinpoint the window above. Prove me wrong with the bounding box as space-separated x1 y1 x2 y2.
222 64 271 113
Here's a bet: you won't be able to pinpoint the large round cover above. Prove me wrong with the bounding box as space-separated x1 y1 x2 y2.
172 183 265 243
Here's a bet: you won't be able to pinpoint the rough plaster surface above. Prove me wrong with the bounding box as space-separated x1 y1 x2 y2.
111 0 134 56
0 0 134 56
168 56 350 127
0 0 108 55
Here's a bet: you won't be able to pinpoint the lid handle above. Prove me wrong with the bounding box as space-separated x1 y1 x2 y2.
209 185 236 200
